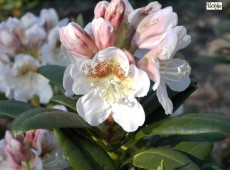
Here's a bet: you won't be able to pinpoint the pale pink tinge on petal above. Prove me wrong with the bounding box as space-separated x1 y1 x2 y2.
137 56 160 90
59 22 98 58
105 0 126 29
4 131 30 169
129 1 162 29
94 1 109 18
132 7 178 46
40 8 59 30
123 48 136 65
138 28 178 60
92 18 115 50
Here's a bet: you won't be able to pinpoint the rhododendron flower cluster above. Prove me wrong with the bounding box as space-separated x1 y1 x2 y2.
0 130 69 170
60 0 191 132
0 8 70 104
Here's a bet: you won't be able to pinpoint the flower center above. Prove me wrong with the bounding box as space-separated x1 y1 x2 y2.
159 60 191 81
84 58 134 104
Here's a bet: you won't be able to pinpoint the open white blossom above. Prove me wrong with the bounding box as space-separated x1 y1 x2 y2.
5 55 53 103
64 47 150 132
137 26 191 114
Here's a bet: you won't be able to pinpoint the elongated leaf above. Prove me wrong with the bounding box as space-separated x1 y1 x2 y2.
0 93 6 100
151 134 224 147
136 113 230 140
173 141 213 165
38 65 66 93
215 20 230 33
123 148 199 170
50 95 78 111
55 129 117 170
11 108 90 134
193 56 230 65
142 81 197 125
0 100 35 118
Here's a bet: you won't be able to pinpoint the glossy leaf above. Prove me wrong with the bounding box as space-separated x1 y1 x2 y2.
54 129 117 170
193 56 230 65
11 108 90 134
215 20 230 33
136 113 230 140
141 81 197 125
0 100 35 118
123 148 199 170
173 141 213 165
50 95 78 111
0 93 6 100
151 134 224 147
38 65 66 93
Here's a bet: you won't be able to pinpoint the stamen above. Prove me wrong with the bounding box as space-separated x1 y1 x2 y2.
159 60 191 81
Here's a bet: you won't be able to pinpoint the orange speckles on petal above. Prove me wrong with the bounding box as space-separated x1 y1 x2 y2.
86 59 125 80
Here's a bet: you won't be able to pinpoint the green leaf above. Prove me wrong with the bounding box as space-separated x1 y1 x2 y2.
0 100 35 118
193 56 230 65
11 108 90 134
0 93 6 100
54 129 117 170
141 81 197 125
38 65 66 93
136 113 230 140
76 14 84 27
123 148 199 170
151 134 224 147
50 95 78 111
215 20 230 33
173 141 213 165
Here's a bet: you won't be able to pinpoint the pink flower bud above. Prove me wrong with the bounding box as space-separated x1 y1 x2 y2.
94 1 109 18
59 22 98 58
0 23 21 54
129 1 162 29
105 0 126 29
4 131 30 169
92 18 115 50
132 7 178 48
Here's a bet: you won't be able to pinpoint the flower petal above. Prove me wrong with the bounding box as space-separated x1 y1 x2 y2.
128 65 150 97
72 59 93 95
92 18 115 50
174 26 191 51
160 58 191 92
156 82 173 115
111 98 145 132
132 7 178 46
92 47 130 76
137 56 160 90
63 64 75 96
141 28 178 60
77 90 111 126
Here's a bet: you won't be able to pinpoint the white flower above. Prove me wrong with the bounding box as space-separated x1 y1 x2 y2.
0 54 11 94
5 54 53 104
137 26 191 114
41 27 71 66
65 47 150 132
